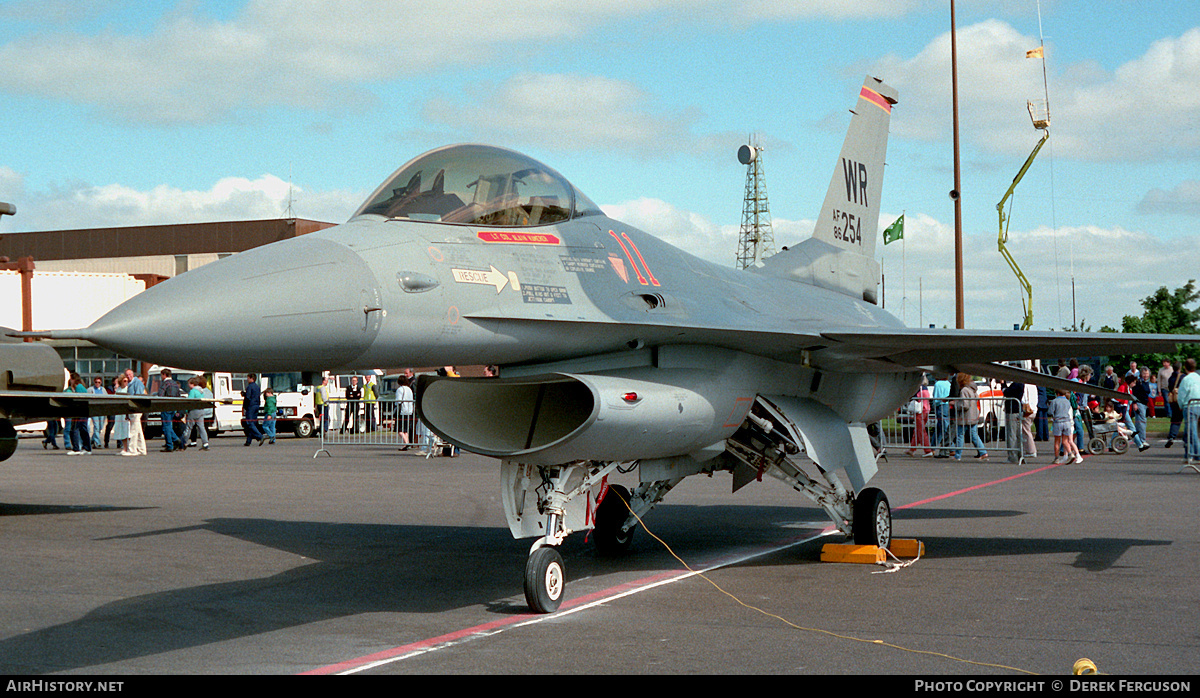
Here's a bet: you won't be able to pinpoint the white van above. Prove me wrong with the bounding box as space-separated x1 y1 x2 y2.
145 367 319 438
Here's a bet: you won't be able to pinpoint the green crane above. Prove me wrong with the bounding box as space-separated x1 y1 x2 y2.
997 96 1050 332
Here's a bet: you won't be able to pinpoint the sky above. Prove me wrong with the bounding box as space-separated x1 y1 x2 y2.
0 0 1197 332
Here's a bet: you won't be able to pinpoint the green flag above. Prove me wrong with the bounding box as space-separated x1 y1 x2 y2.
883 214 904 245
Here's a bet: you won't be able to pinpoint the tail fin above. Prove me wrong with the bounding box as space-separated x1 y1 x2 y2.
812 77 896 260
758 76 897 303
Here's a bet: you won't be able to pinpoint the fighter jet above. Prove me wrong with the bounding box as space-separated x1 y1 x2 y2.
0 331 215 462
37 76 1199 612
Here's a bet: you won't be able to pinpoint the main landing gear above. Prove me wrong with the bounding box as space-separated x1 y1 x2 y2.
724 397 893 551
505 396 896 614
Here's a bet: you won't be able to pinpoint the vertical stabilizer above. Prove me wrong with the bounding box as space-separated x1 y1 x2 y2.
812 77 896 261
757 77 897 304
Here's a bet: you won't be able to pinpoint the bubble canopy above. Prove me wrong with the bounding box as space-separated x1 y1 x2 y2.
351 144 602 227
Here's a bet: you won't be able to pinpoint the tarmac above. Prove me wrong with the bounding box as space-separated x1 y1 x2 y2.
0 430 1197 675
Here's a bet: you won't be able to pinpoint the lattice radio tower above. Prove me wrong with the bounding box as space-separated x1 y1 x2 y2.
736 136 776 269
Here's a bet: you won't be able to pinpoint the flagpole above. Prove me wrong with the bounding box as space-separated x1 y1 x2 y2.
951 0 965 329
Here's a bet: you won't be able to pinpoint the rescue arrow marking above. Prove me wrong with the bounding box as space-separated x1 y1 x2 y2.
451 266 509 293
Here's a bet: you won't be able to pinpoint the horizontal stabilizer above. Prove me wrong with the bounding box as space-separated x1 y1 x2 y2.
955 362 1132 403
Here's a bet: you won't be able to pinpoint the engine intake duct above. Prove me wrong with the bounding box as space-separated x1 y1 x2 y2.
416 368 752 465
416 374 595 459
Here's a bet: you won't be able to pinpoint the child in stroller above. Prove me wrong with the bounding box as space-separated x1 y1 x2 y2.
1090 399 1132 454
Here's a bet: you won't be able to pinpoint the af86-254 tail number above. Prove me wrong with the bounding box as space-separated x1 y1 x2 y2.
832 208 862 245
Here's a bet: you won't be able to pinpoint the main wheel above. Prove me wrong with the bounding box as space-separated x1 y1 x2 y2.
524 547 566 613
1087 437 1105 455
0 420 16 463
1112 435 1129 454
593 484 636 556
852 487 892 549
294 418 313 438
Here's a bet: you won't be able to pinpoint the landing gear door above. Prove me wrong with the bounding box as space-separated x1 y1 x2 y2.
500 460 598 540
762 395 878 491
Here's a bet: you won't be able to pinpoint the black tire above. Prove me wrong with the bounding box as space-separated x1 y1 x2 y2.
1087 437 1105 456
852 487 892 549
0 419 16 463
524 547 566 613
593 484 636 556
294 418 313 439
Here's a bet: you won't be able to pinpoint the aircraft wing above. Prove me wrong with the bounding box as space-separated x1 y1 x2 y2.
817 328 1200 368
471 315 1199 378
0 391 216 425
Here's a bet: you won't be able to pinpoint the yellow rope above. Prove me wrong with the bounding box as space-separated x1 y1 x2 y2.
614 489 1039 675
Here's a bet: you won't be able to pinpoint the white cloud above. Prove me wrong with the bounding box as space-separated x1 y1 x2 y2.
422 73 734 157
7 175 362 231
876 213 1200 330
601 196 815 267
1138 180 1200 216
603 197 739 265
872 20 1047 149
0 0 923 124
0 166 26 202
873 22 1200 162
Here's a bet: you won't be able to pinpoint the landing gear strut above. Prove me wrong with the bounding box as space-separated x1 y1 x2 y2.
504 460 628 613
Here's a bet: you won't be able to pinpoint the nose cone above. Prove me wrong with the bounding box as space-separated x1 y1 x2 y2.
86 235 382 372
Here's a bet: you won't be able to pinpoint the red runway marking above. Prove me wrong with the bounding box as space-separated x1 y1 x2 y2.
302 462 1064 674
896 461 1064 510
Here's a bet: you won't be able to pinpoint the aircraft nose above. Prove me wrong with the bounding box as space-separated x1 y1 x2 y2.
84 235 383 372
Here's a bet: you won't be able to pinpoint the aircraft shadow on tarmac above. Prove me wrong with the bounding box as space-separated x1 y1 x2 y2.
0 504 1170 673
0 502 152 517
0 506 796 673
3 504 828 672
907 536 1170 572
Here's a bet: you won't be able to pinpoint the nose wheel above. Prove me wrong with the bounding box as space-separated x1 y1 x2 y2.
524 546 566 613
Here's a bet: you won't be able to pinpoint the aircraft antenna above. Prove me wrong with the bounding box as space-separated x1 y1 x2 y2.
735 135 776 269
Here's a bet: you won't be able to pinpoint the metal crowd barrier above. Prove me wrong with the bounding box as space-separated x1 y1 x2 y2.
879 396 1026 463
1183 399 1200 472
314 399 450 458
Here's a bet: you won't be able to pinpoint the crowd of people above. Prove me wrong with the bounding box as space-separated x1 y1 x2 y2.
311 365 491 454
42 368 149 456
42 367 219 455
903 357 1200 464
41 365 457 456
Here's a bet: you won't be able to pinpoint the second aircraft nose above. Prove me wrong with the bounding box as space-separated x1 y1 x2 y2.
84 235 383 372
